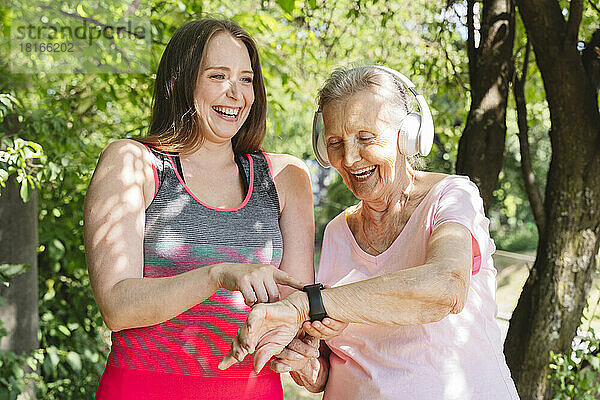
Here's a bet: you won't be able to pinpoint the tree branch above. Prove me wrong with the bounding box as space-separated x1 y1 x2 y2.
513 40 546 235
566 0 584 45
440 36 468 95
588 0 600 15
466 0 477 89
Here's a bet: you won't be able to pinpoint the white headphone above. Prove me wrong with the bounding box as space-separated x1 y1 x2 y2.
312 65 435 168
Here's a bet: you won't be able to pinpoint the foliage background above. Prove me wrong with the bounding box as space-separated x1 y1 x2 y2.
0 0 598 398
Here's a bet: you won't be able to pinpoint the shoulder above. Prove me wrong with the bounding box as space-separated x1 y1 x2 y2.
415 171 450 192
263 152 311 191
97 138 155 168
414 172 479 200
89 139 155 205
323 209 350 240
263 152 310 178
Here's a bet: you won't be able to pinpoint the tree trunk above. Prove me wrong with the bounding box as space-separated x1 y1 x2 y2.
0 176 38 399
504 1 600 398
456 0 515 211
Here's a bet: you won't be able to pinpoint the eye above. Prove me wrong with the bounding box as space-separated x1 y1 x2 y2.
241 76 253 83
326 138 343 148
358 132 375 142
209 73 226 80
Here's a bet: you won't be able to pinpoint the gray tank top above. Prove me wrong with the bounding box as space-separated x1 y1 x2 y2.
108 148 284 379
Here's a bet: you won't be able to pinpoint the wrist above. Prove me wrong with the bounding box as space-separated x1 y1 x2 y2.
207 263 224 290
283 291 310 324
302 283 328 322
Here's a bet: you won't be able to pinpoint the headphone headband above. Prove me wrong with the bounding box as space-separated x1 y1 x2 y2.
312 65 434 168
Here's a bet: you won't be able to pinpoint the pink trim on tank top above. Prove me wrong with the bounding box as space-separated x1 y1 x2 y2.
262 151 274 176
165 152 254 212
142 144 159 199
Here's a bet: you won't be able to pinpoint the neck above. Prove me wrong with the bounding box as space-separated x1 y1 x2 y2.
360 168 414 230
180 139 236 169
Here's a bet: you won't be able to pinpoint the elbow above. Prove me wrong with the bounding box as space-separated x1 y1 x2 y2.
306 385 325 394
425 272 468 323
444 271 469 315
100 308 126 332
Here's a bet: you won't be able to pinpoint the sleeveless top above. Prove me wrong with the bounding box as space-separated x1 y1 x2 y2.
95 147 284 400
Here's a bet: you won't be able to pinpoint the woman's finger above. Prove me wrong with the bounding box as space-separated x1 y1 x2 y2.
218 335 248 370
312 320 339 338
239 281 257 307
269 358 293 373
302 321 320 337
254 342 286 374
273 269 306 290
303 319 347 339
322 317 348 331
264 276 280 303
253 282 269 304
276 347 305 361
286 337 319 358
302 322 334 340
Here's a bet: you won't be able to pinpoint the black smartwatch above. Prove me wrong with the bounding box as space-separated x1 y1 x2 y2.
302 283 328 322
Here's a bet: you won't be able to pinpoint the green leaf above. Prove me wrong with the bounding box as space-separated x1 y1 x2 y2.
588 355 600 370
19 179 30 202
58 325 71 337
0 263 30 285
48 239 66 260
66 351 82 373
275 0 295 14
0 169 9 183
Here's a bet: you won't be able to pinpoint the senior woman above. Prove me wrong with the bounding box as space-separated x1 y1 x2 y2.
219 65 519 400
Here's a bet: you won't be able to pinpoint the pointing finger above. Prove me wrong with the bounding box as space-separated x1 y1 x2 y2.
273 269 306 290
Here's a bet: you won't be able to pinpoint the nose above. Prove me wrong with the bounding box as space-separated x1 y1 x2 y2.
343 141 361 167
227 79 241 100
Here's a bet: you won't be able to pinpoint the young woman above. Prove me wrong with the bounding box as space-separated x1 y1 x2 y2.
84 19 314 399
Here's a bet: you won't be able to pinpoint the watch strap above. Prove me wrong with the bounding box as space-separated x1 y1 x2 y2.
302 283 327 322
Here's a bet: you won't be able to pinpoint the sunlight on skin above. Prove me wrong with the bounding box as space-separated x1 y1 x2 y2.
219 223 472 373
85 140 153 315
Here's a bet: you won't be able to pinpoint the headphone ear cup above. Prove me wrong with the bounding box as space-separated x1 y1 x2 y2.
397 113 421 157
312 111 330 168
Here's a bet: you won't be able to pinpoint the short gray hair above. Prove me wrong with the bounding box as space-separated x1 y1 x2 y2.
316 65 411 115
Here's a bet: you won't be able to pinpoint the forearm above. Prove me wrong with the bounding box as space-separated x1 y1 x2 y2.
312 263 468 326
100 265 220 331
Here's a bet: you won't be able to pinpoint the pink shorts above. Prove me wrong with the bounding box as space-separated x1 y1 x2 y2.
95 364 284 400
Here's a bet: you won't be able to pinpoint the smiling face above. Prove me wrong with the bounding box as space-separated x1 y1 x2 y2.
323 87 408 202
194 31 255 144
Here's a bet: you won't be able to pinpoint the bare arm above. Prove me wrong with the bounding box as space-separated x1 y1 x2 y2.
319 222 471 325
84 140 303 332
219 222 472 372
267 153 316 297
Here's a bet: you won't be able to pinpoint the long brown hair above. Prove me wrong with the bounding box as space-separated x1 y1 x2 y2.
135 19 267 155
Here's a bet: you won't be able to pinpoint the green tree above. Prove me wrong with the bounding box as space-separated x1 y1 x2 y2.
503 0 600 397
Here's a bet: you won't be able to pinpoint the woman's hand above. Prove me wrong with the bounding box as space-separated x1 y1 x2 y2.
269 335 320 374
302 318 348 340
218 291 309 373
209 263 305 306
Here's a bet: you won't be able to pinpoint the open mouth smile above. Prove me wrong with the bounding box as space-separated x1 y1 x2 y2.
349 165 377 182
212 106 242 121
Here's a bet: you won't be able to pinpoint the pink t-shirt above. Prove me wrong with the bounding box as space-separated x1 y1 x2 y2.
317 175 519 400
